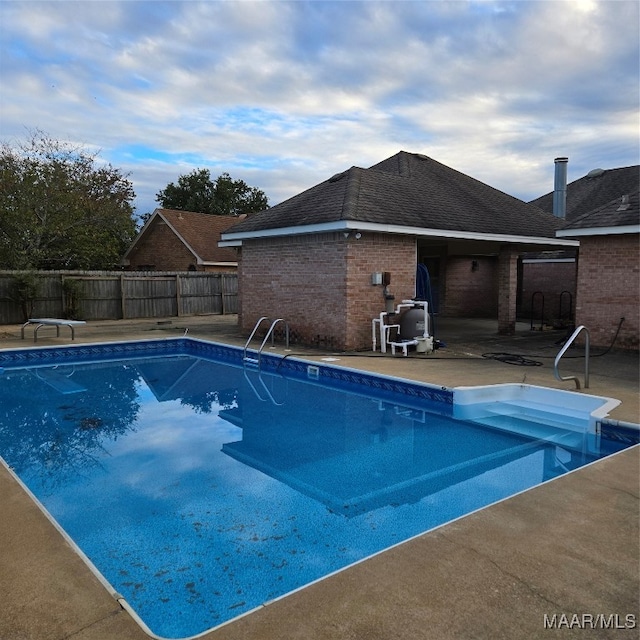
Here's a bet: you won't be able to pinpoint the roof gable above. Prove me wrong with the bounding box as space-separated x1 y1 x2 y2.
124 209 240 264
223 151 563 240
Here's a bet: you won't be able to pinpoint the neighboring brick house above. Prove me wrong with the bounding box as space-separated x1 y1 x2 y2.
524 163 639 325
220 151 575 351
122 209 240 272
556 190 639 350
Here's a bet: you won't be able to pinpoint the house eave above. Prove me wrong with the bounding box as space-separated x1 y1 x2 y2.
220 221 578 248
556 224 640 238
121 212 158 260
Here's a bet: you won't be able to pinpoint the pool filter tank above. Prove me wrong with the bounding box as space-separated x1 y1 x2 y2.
399 307 426 340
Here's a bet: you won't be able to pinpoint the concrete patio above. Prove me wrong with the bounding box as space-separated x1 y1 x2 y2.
0 315 638 639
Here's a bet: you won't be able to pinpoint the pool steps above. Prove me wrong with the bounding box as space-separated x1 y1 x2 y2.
468 414 588 449
455 397 592 449
469 399 588 429
453 383 621 448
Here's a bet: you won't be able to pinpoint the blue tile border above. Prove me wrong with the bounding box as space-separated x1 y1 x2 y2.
300 362 452 407
600 422 640 446
0 338 187 368
183 338 244 365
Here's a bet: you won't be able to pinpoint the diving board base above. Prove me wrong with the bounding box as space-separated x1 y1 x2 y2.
21 319 86 343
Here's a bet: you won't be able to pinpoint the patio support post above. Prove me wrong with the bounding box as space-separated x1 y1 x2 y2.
498 246 518 335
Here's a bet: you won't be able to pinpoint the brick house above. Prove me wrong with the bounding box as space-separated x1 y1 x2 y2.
220 151 576 351
122 209 240 272
556 190 639 350
524 162 639 326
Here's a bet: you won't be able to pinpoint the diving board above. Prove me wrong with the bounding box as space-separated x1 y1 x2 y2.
21 318 86 343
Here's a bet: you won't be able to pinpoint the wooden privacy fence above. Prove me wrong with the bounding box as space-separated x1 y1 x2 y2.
0 270 238 324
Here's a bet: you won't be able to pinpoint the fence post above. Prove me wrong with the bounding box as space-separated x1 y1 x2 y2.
120 273 126 319
176 274 182 317
220 274 225 315
60 274 65 315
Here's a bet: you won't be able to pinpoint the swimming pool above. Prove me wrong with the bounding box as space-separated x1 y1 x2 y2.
0 338 637 639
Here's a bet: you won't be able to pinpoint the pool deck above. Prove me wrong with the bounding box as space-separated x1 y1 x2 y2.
1 315 638 640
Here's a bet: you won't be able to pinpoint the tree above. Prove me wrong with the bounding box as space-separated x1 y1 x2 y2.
155 168 269 216
0 130 137 270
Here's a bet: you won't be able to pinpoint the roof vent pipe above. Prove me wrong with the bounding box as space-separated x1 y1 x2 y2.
553 157 568 219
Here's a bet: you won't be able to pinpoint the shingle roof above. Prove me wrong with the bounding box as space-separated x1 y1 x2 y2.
123 209 240 264
157 209 239 263
223 151 563 239
559 189 640 231
530 165 640 222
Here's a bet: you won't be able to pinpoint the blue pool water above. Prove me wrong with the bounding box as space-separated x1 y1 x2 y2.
0 340 636 638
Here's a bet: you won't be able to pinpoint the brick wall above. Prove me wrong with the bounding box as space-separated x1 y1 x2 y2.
126 218 199 271
443 256 498 317
239 233 347 349
345 233 416 349
239 232 416 350
521 261 576 324
575 234 639 350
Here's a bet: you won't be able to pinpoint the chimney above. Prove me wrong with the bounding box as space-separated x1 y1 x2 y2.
553 157 568 218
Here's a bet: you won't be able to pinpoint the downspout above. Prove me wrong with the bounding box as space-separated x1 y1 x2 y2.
553 157 568 219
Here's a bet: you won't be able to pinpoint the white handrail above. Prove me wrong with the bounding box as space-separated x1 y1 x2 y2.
257 319 289 368
554 325 590 389
243 317 290 369
243 316 269 362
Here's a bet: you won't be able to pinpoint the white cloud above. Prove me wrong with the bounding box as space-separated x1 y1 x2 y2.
1 0 637 214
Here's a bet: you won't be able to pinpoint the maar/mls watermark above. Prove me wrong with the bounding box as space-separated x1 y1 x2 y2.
543 613 637 630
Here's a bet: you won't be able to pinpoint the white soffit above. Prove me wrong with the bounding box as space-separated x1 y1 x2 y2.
220 220 578 247
556 224 640 238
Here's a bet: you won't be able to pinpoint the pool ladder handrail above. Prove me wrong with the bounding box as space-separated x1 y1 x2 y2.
243 317 290 369
554 324 590 389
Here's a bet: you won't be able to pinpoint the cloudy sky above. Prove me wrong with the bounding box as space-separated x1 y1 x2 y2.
1 0 638 218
